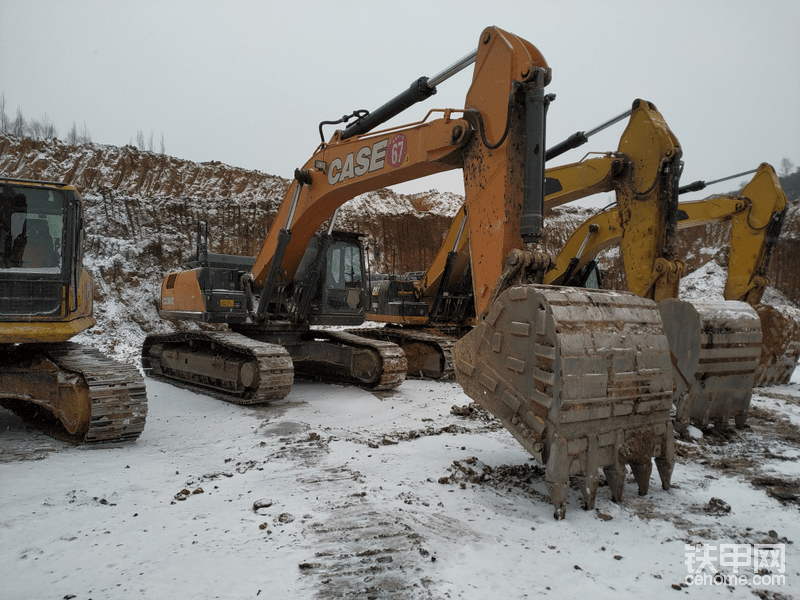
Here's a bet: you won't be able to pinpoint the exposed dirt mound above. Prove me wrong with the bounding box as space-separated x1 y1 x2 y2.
2 134 797 368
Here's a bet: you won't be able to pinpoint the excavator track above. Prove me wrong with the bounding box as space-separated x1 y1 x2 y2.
346 327 456 380
659 299 762 431
0 342 147 445
142 331 293 405
453 286 675 518
291 329 407 390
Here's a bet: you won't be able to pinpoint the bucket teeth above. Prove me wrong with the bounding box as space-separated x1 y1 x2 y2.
545 436 570 520
603 464 627 503
655 431 675 491
630 461 653 496
577 433 600 510
453 285 675 517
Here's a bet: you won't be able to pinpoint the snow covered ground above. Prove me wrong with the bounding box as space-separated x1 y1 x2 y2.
1 370 798 600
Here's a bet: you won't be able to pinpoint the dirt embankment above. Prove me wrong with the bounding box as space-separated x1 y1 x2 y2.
1 134 797 350
0 135 461 276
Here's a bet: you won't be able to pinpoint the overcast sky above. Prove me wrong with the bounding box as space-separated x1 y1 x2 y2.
2 0 799 205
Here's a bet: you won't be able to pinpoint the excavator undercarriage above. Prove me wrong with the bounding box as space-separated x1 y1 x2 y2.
0 343 147 444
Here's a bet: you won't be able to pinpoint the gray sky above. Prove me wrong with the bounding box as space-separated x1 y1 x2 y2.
2 0 799 205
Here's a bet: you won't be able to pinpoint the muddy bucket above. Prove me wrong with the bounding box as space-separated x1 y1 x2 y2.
658 299 761 431
753 303 800 387
453 285 675 518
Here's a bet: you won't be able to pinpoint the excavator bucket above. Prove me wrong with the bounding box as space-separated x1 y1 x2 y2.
453 285 675 518
753 304 800 386
658 299 762 431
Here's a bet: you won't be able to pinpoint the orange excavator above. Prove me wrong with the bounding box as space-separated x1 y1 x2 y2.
145 27 676 517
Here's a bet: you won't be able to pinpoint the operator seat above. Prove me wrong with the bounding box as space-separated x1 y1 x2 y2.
20 219 59 268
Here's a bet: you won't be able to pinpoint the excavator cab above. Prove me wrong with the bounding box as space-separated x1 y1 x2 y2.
564 260 603 288
294 230 368 325
177 223 369 326
0 179 84 332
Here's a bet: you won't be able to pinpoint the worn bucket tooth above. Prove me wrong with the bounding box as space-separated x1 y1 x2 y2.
577 433 600 510
545 436 570 519
659 299 761 431
453 285 674 517
603 464 626 503
655 425 675 491
655 457 673 491
673 391 693 434
630 460 653 496
577 473 600 511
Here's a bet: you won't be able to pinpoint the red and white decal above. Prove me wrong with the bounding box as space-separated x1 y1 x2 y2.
387 134 408 168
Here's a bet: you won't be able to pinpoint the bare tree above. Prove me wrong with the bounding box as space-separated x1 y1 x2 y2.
780 158 796 177
0 94 8 134
28 118 43 139
147 130 154 152
79 123 92 144
67 122 79 145
160 132 166 154
40 112 57 139
11 107 26 137
136 129 145 150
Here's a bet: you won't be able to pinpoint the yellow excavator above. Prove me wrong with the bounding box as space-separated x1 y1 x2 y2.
145 27 676 517
0 177 147 444
546 164 791 431
547 166 795 374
